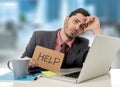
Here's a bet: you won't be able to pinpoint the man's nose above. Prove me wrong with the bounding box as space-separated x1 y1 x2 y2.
75 23 81 30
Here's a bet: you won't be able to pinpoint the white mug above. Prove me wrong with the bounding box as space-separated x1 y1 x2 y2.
7 58 30 79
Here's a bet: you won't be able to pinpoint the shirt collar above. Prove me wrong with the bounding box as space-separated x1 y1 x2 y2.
57 29 74 48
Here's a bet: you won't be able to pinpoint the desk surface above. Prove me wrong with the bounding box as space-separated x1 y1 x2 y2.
0 68 120 87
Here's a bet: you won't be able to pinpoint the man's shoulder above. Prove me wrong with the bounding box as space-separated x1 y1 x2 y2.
33 30 57 34
74 36 89 47
33 30 58 36
76 36 89 43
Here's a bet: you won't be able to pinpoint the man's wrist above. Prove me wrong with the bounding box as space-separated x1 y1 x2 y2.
92 28 102 35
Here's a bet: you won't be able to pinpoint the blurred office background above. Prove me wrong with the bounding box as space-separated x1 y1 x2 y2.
0 0 120 68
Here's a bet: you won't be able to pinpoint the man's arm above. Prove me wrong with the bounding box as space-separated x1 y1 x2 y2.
21 31 38 68
21 32 36 58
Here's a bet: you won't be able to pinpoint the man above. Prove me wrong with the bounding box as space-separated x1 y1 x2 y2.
21 8 102 69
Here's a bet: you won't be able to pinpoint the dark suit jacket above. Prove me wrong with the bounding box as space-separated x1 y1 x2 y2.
22 30 89 68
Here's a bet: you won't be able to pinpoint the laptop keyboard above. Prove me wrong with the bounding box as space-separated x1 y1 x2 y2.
63 71 80 78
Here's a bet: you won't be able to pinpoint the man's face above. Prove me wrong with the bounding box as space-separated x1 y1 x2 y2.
64 13 87 40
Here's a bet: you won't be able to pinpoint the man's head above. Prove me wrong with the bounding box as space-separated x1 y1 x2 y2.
63 8 90 40
69 8 90 17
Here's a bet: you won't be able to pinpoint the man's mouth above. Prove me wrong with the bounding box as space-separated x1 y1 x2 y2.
70 29 77 35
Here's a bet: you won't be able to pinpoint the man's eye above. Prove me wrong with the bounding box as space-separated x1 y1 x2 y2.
74 20 78 23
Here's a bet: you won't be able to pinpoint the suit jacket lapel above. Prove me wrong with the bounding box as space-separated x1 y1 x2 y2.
66 37 83 64
47 30 58 49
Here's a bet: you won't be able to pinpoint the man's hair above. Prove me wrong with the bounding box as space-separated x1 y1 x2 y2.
69 8 90 17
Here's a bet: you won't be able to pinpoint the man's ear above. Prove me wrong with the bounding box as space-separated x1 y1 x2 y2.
64 16 69 23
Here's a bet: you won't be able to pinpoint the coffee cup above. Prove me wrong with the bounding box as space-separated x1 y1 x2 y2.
7 58 30 79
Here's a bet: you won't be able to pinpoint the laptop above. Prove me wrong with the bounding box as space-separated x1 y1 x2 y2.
44 35 120 83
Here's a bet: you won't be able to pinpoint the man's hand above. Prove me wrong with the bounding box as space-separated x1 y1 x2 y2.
29 58 39 68
24 57 38 68
84 16 102 35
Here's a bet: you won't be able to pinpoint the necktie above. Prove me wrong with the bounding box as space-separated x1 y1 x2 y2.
60 43 68 53
60 43 68 67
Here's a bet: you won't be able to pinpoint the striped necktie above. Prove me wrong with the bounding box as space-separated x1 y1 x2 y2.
60 43 68 67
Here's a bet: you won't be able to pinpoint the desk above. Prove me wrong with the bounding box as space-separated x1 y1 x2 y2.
0 69 120 87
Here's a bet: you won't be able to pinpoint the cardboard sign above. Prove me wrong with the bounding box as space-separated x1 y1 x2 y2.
32 46 64 72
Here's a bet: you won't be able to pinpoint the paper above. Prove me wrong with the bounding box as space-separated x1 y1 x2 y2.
42 71 57 76
32 46 64 72
0 72 40 81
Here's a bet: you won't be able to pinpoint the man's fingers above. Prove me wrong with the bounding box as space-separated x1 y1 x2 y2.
85 16 95 24
29 58 38 67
